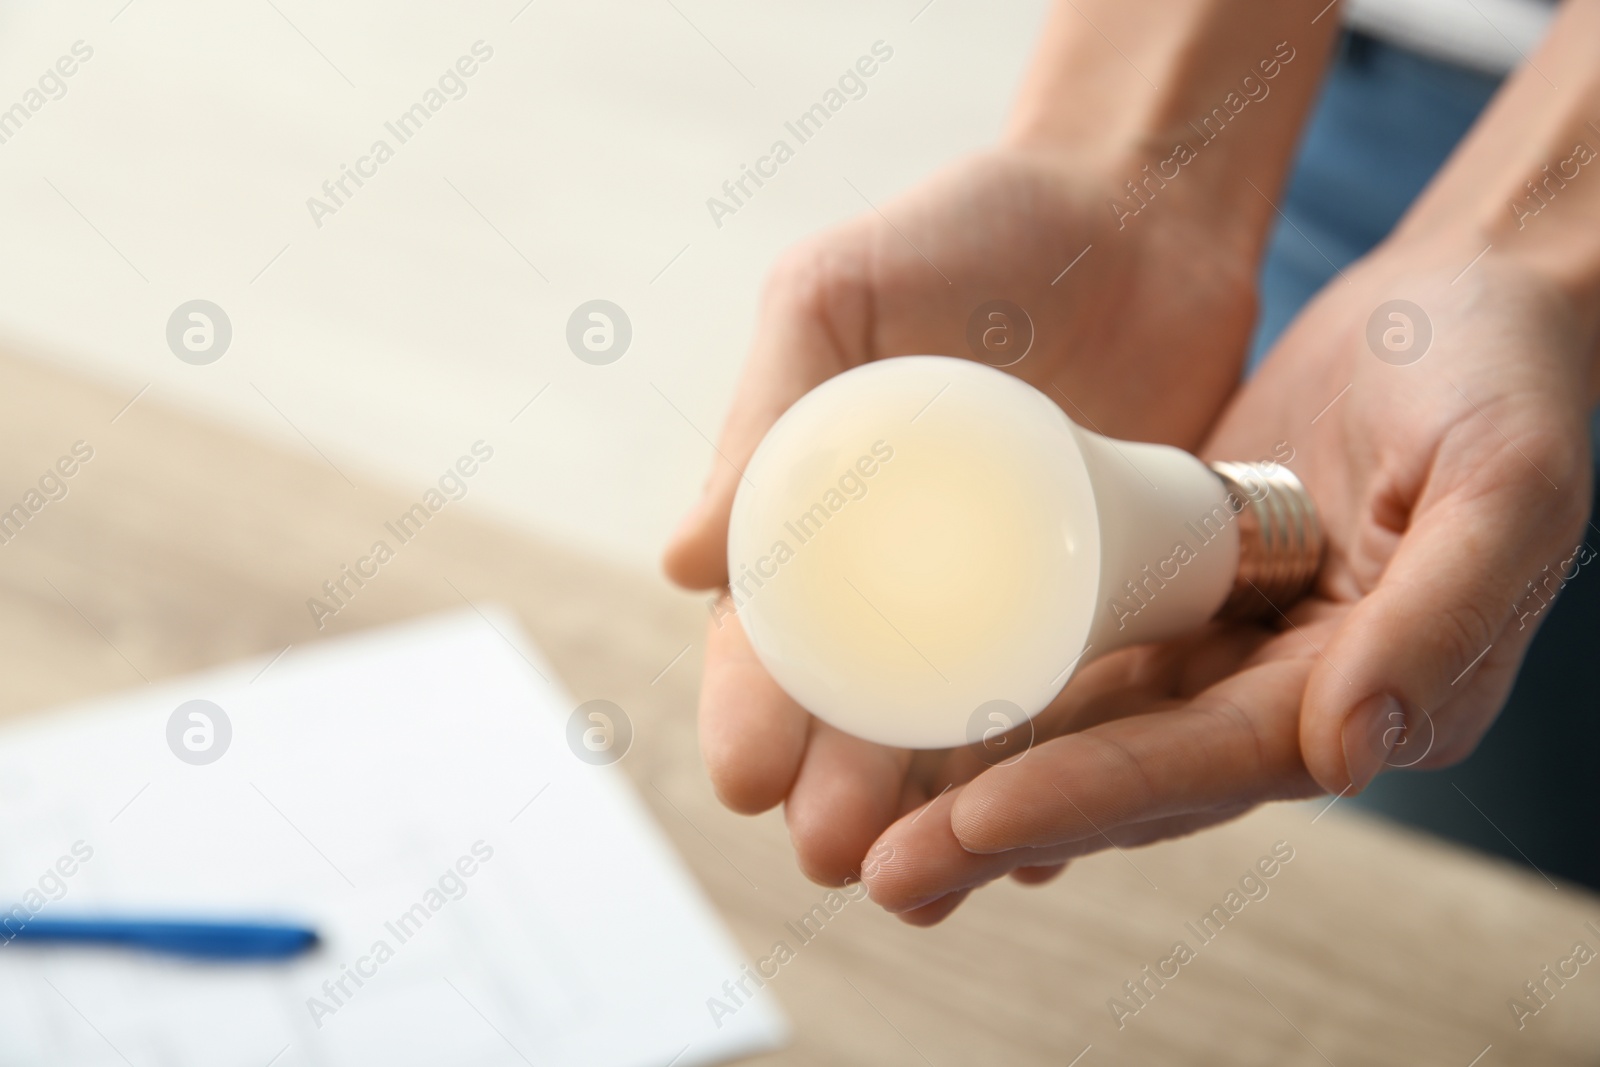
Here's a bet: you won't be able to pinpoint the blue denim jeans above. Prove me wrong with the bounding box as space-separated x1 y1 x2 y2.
1249 32 1600 890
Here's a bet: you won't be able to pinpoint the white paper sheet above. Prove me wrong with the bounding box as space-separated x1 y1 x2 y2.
0 609 787 1066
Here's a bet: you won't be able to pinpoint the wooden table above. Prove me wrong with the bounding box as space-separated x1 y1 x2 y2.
3 350 1596 1066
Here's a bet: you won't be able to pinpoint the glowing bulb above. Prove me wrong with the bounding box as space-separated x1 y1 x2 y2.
726 356 1322 750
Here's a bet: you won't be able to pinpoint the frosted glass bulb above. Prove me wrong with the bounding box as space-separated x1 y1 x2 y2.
726 356 1322 750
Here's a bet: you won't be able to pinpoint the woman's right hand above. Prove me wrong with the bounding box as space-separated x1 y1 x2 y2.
662 143 1267 909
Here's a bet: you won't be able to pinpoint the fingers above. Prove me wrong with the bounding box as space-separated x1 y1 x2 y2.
949 658 1318 855
662 241 866 590
697 607 811 814
863 786 1087 913
784 721 912 886
860 639 1322 914
1299 423 1592 794
865 783 1252 916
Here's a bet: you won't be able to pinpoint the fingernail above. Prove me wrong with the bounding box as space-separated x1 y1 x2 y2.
1341 694 1403 793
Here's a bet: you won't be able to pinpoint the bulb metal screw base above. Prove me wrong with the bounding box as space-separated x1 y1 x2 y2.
1209 461 1325 622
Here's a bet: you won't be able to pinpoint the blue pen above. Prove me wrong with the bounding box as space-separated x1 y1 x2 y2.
1 918 320 960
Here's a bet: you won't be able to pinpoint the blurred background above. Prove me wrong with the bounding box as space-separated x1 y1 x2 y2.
0 0 1044 567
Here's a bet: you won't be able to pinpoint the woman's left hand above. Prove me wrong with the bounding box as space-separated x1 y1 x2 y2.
862 238 1597 921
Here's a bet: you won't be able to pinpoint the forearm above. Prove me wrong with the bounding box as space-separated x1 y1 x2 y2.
1396 0 1600 394
1005 0 1344 255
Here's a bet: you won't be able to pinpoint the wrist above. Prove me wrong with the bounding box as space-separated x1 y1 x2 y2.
1391 0 1600 389
999 125 1284 280
1400 129 1600 318
1375 226 1600 409
1002 1 1342 268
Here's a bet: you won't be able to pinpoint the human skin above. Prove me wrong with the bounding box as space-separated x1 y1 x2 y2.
664 0 1346 921
866 242 1597 918
862 0 1600 919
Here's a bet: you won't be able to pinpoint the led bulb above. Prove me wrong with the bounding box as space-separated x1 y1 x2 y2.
726 356 1322 750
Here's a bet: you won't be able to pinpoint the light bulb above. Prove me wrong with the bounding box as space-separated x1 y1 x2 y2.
726 355 1323 750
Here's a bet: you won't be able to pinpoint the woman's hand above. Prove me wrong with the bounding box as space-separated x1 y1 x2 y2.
860 0 1600 924
663 0 1345 915
865 237 1597 920
663 144 1268 911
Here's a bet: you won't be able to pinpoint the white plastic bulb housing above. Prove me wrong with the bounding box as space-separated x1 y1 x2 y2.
725 355 1320 750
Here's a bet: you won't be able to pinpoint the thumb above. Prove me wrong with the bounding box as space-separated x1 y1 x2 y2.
661 256 860 589
1300 435 1590 795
